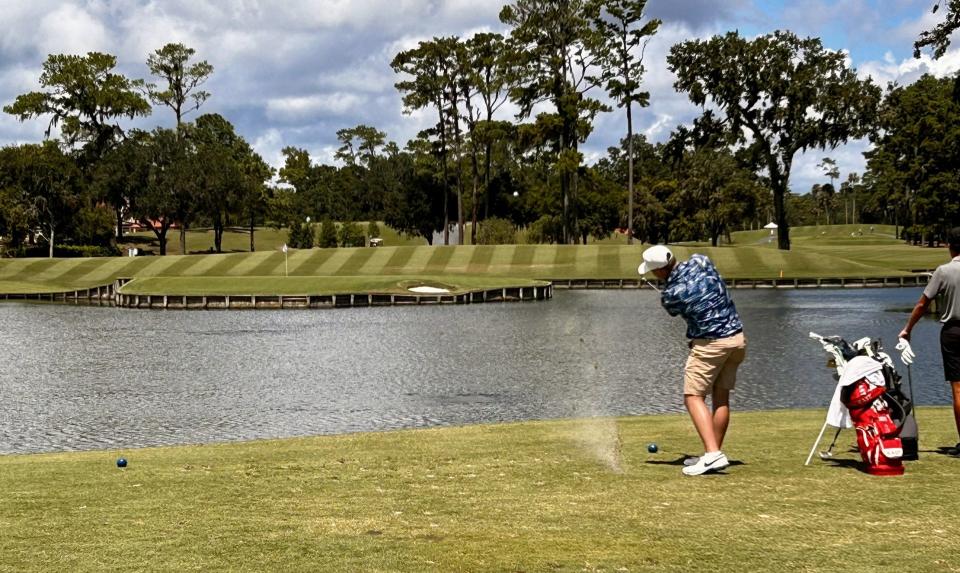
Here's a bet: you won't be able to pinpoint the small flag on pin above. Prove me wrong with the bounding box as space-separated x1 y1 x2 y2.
282 244 288 253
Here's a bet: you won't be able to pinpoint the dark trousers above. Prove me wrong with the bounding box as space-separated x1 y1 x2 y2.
941 321 960 382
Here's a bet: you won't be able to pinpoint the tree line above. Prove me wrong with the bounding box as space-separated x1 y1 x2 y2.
0 46 273 257
1 0 958 257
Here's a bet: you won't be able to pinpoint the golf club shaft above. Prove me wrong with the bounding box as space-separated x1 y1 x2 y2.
907 364 918 422
825 426 842 454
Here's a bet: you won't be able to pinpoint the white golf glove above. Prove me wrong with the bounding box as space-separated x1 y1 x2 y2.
896 338 915 366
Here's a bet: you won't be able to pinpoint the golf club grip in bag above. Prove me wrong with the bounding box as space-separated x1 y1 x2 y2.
841 380 905 476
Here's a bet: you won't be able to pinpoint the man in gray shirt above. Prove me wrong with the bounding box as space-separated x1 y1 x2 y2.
900 227 960 454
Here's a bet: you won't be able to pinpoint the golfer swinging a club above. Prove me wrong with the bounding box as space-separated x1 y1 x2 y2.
639 245 747 476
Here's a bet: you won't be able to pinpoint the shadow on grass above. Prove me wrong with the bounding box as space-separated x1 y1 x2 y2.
187 249 251 255
932 445 960 458
821 458 868 473
645 456 747 469
814 444 955 473
817 444 869 473
643 455 696 466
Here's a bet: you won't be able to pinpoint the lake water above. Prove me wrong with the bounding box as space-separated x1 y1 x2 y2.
0 288 949 455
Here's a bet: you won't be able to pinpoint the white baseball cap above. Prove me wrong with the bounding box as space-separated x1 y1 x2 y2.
637 245 674 275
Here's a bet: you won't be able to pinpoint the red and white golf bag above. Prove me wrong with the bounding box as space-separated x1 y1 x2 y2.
841 379 904 476
808 333 917 473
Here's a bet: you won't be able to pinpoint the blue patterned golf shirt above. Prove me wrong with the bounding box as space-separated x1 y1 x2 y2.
661 254 743 339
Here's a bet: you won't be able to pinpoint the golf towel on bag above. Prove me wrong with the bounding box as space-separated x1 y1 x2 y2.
825 356 886 428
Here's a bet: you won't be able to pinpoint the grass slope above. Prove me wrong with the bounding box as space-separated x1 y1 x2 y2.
2 408 958 572
731 225 948 271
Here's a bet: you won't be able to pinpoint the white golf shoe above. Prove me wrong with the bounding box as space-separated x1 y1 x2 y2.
682 452 729 476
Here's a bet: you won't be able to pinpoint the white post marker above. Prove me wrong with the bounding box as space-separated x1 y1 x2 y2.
282 243 288 277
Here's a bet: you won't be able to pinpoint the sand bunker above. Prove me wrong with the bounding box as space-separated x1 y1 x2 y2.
407 286 451 294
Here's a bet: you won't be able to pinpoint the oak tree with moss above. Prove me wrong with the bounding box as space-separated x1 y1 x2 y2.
668 31 881 249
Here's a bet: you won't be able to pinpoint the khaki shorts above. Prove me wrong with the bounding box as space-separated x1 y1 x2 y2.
683 332 747 396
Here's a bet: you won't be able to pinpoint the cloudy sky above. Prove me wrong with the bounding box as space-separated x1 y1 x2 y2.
1 0 958 193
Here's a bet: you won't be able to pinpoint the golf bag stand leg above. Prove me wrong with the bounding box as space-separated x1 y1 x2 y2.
805 421 830 466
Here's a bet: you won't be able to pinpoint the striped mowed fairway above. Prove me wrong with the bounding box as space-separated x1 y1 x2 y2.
0 226 947 294
0 240 933 295
732 224 950 271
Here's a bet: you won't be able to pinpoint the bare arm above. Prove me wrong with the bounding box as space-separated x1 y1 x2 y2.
899 294 932 341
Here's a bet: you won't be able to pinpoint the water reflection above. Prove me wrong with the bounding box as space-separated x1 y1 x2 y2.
0 288 947 454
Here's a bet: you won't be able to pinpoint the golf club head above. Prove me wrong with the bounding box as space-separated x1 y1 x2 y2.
818 451 834 459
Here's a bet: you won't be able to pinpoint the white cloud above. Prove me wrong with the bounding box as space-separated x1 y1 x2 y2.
249 127 340 173
888 0 956 46
859 49 960 86
0 64 61 144
0 65 44 96
0 1 56 55
581 21 712 156
383 102 436 152
781 0 881 41
114 6 202 68
644 114 675 139
791 139 872 195
37 4 110 56
0 114 55 145
265 93 368 121
323 65 395 94
314 144 340 165
250 128 285 170
136 0 499 34
256 0 433 30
